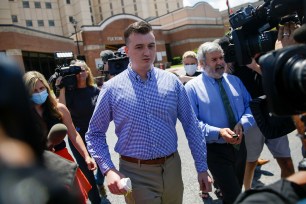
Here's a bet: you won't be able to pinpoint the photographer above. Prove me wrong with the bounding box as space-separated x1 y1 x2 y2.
234 20 306 203
99 50 115 81
99 48 129 82
56 60 110 204
231 0 306 202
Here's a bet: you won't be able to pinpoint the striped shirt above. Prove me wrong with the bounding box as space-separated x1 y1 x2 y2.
85 65 208 174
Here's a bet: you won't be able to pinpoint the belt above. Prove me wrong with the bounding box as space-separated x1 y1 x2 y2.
120 153 175 165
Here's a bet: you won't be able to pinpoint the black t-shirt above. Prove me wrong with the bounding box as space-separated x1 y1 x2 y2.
65 86 100 138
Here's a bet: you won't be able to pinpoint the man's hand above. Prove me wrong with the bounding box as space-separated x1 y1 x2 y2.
105 168 127 195
233 123 243 144
198 171 213 193
219 128 241 144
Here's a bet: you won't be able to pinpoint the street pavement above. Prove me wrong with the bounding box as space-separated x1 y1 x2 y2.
96 121 304 204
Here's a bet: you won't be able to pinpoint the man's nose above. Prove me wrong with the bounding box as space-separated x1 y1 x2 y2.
143 47 150 55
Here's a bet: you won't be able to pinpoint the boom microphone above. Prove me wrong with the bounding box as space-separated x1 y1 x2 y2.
47 123 67 150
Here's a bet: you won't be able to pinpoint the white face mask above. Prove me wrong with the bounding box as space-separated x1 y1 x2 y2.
184 64 197 76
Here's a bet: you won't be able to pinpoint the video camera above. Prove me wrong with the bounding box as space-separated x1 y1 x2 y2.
226 0 300 65
48 65 82 92
107 51 129 76
48 52 82 92
258 0 306 116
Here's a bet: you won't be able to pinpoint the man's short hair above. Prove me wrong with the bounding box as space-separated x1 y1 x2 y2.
124 21 152 44
100 50 115 62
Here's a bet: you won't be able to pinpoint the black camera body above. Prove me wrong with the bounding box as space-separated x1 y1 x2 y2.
227 1 278 65
260 44 306 115
56 65 82 77
227 0 299 65
258 0 306 116
108 51 129 76
48 65 82 92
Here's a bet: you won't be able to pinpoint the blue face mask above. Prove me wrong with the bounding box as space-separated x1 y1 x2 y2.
31 89 48 105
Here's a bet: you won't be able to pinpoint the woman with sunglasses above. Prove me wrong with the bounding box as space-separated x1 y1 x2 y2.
57 60 110 204
23 70 96 204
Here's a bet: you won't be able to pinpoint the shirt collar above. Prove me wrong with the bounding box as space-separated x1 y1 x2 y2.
127 64 155 82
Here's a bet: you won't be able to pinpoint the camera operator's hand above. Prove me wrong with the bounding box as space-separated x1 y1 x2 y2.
55 76 67 105
276 22 300 49
246 55 262 75
55 76 64 89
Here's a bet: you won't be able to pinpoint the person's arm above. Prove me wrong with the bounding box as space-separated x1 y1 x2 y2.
275 22 299 50
57 103 96 171
85 82 127 195
246 58 262 75
55 76 66 105
176 81 212 193
57 88 66 105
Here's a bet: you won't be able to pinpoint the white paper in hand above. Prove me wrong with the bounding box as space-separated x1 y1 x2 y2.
120 177 132 193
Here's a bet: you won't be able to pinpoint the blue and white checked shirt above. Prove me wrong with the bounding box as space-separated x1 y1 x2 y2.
85 65 207 174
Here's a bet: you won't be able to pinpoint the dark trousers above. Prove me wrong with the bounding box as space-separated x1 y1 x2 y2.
207 138 246 204
68 137 101 204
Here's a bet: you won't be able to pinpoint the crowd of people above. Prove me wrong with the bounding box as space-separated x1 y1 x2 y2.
1 20 306 204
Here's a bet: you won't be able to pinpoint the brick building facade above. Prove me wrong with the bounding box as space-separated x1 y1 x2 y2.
0 2 225 78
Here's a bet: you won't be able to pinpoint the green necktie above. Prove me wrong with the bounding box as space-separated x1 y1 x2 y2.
216 78 240 150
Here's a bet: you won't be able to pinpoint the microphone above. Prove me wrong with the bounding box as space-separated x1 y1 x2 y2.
47 123 67 150
293 24 306 43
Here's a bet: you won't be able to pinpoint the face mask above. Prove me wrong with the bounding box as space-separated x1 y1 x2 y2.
31 89 48 105
184 64 197 76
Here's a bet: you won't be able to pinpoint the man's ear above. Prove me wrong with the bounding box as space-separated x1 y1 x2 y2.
125 46 129 56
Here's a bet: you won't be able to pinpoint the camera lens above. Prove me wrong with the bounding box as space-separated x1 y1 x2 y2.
282 54 306 95
260 45 306 115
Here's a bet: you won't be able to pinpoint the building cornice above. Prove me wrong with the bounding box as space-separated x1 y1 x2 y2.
0 24 74 43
